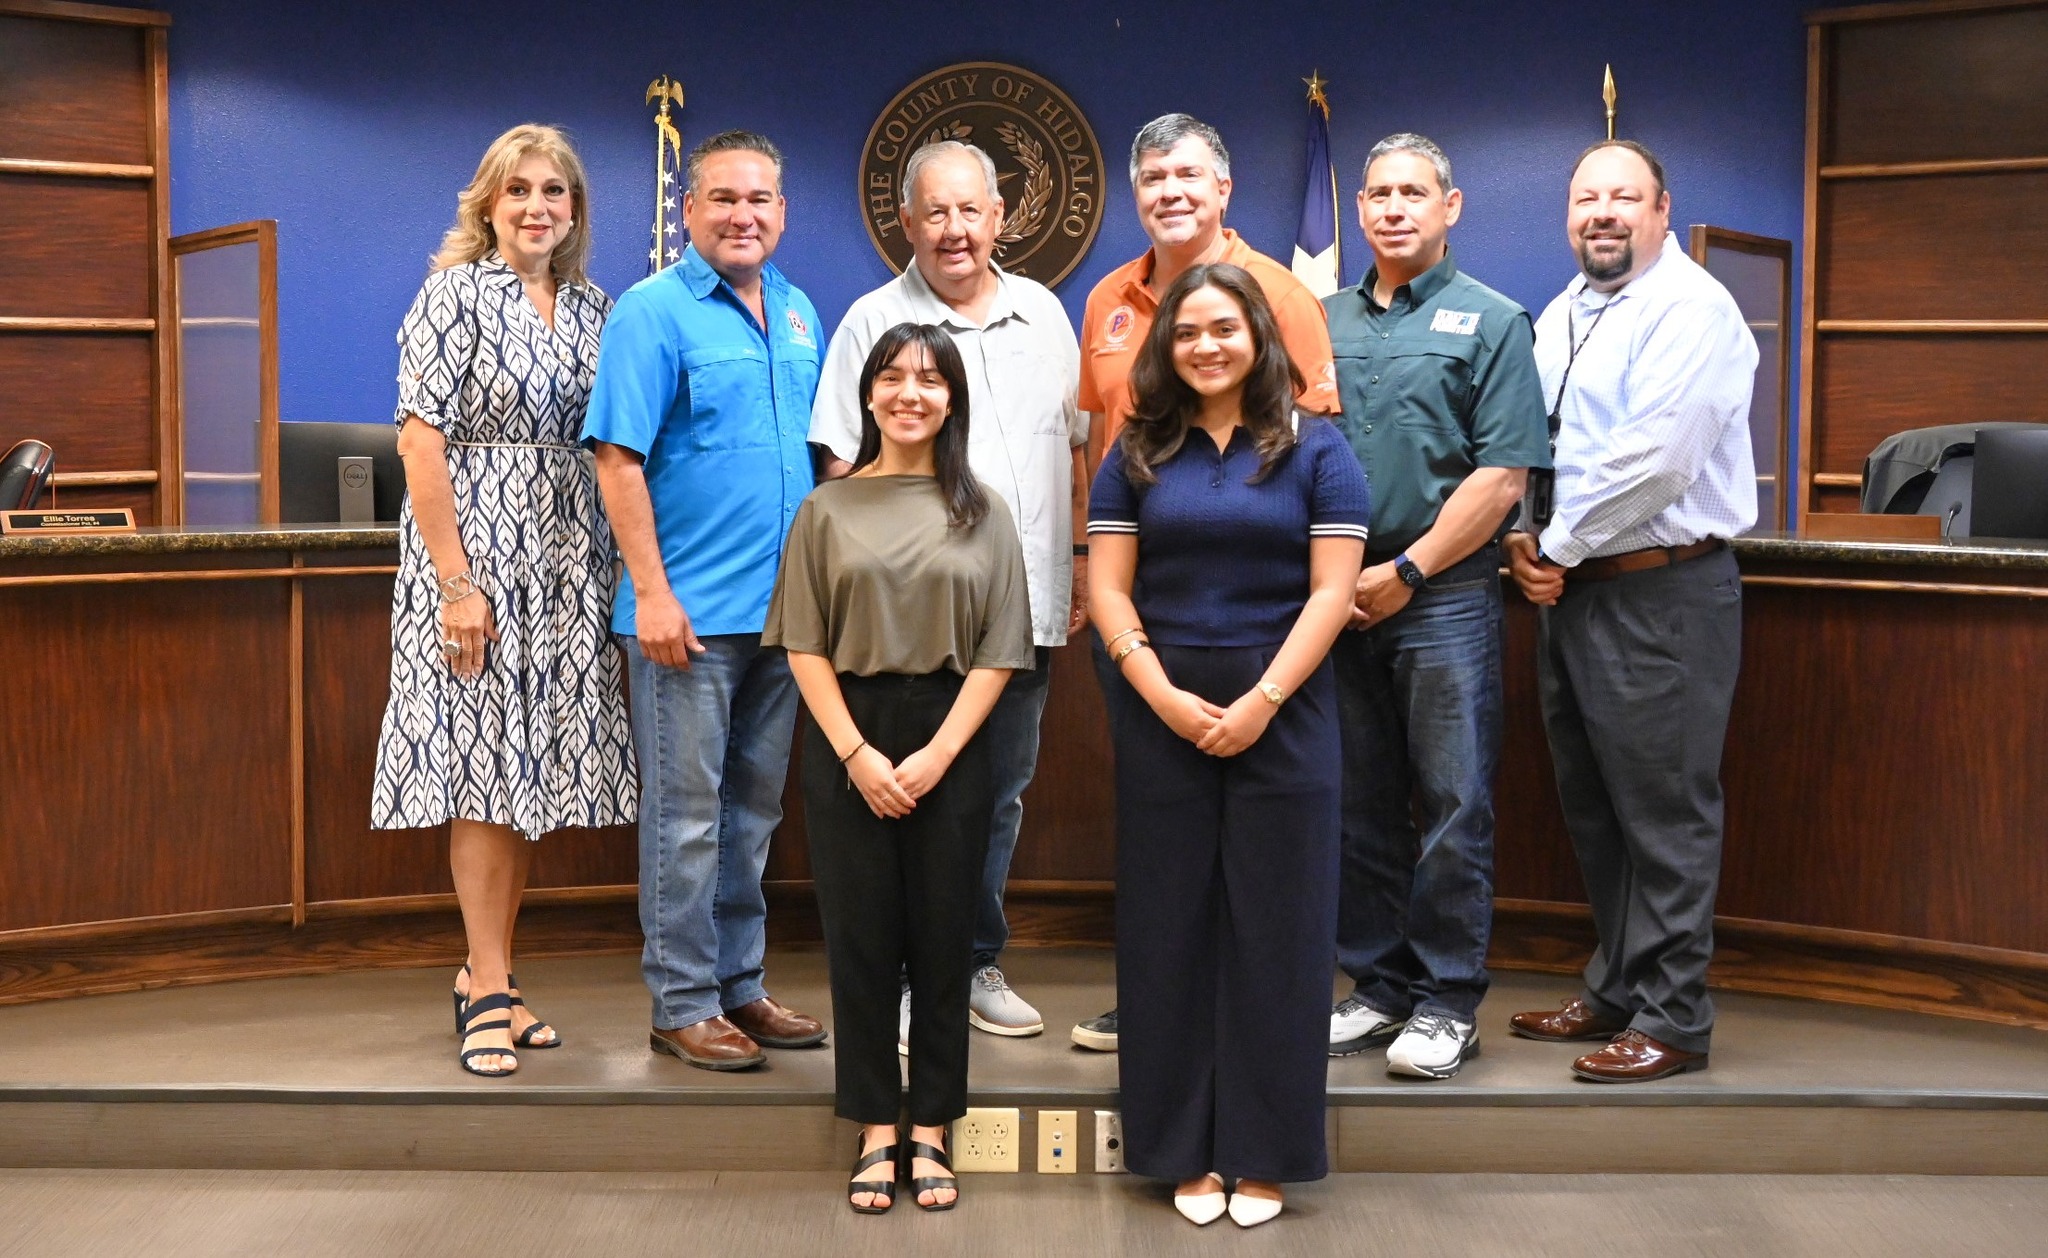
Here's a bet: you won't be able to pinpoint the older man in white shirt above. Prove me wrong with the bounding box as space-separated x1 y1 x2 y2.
1503 140 1755 1084
811 140 1086 1044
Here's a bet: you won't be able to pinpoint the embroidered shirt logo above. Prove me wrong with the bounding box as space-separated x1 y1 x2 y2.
1104 305 1135 348
785 308 815 347
1429 309 1481 336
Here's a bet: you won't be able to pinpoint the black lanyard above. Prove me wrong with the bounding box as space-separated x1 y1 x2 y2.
1548 294 1616 440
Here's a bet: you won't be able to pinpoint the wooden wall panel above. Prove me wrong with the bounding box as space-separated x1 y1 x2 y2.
1812 334 2048 473
1718 581 2048 952
1494 572 2048 955
0 579 293 933
1819 172 2048 321
0 177 153 318
0 14 149 166
0 333 153 469
1826 5 2048 166
299 566 635 903
38 482 155 520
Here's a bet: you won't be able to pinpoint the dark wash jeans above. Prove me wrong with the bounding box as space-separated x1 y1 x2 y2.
1333 547 1505 1023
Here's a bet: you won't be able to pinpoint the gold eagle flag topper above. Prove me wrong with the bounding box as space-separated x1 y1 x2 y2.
647 76 686 273
1603 64 1617 140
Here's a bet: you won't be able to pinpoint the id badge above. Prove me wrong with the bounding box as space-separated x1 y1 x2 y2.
1529 466 1555 528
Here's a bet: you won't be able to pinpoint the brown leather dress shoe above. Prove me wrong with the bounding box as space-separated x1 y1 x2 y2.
650 1016 765 1071
727 995 828 1049
1508 997 1630 1043
1571 1029 1707 1082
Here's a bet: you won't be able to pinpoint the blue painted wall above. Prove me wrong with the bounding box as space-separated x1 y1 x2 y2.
156 0 1809 447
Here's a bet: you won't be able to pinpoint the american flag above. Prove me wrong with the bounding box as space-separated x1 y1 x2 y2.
647 76 686 274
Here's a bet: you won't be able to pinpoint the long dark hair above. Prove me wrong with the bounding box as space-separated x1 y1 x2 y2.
852 322 989 530
1118 263 1302 487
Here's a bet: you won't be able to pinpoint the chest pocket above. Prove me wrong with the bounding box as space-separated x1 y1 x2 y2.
682 344 771 451
1384 336 1480 433
992 346 1073 438
775 343 820 420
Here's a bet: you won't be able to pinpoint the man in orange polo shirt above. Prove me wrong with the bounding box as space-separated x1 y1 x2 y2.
1079 112 1339 460
1070 113 1339 1055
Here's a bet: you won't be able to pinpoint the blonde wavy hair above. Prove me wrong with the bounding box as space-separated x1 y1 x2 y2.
431 124 592 284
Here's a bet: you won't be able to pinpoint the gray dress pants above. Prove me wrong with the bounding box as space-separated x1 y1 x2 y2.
1535 545 1742 1055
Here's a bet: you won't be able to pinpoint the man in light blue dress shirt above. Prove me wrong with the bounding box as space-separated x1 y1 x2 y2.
1503 140 1757 1084
586 131 826 1070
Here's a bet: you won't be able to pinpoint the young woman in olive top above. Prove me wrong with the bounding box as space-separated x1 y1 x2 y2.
763 322 1033 1215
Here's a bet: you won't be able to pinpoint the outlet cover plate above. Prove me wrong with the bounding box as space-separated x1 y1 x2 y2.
953 1106 1021 1172
1037 1109 1078 1174
1094 1109 1125 1173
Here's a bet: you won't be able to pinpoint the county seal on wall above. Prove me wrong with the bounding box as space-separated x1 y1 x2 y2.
860 61 1105 288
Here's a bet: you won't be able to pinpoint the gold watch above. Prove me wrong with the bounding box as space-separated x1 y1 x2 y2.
1257 681 1286 706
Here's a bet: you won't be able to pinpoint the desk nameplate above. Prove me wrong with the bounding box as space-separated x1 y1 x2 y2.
0 510 138 535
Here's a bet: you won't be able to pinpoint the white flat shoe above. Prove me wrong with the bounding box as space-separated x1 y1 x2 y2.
1228 1191 1283 1228
1173 1175 1227 1226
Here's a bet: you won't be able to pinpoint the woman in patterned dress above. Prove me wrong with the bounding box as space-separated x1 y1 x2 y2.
372 124 637 1077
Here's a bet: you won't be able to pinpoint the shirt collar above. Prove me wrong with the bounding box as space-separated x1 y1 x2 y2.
1358 250 1459 313
677 243 787 305
480 251 588 307
899 260 1025 330
1121 228 1250 308
1568 230 1683 310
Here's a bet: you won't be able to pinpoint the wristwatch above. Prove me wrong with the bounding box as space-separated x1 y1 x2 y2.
1257 681 1286 706
1393 553 1427 589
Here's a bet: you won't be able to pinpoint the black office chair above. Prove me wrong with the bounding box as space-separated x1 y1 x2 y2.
0 440 55 510
1971 428 2048 541
1919 455 1973 538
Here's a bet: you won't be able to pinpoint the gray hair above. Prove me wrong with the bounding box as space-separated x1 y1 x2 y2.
1128 113 1231 186
900 140 1001 209
1364 133 1453 194
686 129 784 193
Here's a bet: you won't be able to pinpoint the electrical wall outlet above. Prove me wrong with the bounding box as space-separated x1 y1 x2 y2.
1037 1109 1078 1174
1093 1109 1125 1173
952 1106 1021 1172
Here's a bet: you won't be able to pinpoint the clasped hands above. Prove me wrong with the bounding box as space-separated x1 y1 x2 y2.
1502 532 1566 606
845 742 955 820
1151 685 1277 757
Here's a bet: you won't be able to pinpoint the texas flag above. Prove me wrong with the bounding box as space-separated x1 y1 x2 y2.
1291 74 1340 298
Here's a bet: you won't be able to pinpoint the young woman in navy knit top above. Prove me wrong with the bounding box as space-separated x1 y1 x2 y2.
1088 263 1369 1228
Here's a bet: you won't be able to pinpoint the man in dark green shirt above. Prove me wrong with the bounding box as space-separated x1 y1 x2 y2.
1322 134 1549 1079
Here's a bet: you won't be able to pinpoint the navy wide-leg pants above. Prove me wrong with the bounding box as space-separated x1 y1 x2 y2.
1113 643 1340 1184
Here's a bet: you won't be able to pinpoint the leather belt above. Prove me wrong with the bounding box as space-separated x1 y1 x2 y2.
1567 538 1725 583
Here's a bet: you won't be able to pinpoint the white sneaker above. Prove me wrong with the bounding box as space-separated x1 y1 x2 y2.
1385 1010 1479 1079
896 984 911 1057
1329 994 1406 1056
967 965 1043 1036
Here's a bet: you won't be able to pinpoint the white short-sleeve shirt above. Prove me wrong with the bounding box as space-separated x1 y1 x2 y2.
810 263 1084 646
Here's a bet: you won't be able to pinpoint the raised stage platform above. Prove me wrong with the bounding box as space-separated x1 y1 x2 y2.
4 948 2046 1177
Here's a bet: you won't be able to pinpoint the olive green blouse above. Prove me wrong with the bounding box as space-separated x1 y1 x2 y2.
763 474 1035 678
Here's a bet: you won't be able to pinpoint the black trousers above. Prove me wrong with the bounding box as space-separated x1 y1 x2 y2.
1537 546 1742 1055
1112 644 1340 1184
803 671 993 1126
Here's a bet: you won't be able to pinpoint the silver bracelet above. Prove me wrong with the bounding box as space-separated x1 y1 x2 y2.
438 571 479 604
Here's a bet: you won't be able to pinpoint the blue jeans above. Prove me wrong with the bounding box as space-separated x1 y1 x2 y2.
1332 552 1504 1022
973 646 1053 968
622 633 798 1030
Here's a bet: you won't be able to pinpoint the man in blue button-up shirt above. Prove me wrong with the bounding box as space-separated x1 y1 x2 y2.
585 131 825 1070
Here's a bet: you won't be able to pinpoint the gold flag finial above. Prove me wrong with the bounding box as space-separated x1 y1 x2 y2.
645 76 687 271
1602 64 1617 140
1303 69 1330 117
